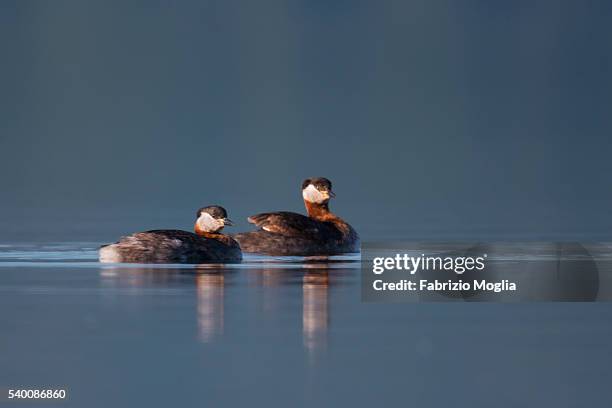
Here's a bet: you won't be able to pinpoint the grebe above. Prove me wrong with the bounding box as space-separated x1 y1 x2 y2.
234 178 359 256
99 206 242 263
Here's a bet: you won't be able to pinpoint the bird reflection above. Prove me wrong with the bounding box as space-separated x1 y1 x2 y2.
248 256 334 354
302 271 329 354
195 272 224 343
98 265 229 344
98 256 354 353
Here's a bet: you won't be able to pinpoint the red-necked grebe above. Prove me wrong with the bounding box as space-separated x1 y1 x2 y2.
234 178 359 256
99 206 242 263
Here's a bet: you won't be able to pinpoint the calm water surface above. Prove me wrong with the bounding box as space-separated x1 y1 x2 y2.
1 243 612 407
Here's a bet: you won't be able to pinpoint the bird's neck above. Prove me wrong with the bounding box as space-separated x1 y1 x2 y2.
304 200 335 222
194 223 221 239
304 200 355 238
195 223 237 246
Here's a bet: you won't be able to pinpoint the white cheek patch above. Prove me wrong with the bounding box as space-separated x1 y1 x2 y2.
197 213 224 232
302 184 326 204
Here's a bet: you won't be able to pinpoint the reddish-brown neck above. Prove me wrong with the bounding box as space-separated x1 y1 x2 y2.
304 200 335 221
195 223 235 245
304 200 354 237
194 223 221 238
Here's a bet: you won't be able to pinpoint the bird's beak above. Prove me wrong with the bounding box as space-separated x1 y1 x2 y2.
223 218 234 226
328 190 336 198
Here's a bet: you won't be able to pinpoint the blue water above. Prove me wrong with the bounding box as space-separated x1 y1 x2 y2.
1 243 612 407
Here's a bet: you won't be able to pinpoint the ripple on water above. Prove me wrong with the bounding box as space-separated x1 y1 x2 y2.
0 242 362 269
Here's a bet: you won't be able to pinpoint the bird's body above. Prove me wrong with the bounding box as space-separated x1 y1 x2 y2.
99 206 241 263
234 213 358 256
234 178 359 256
99 230 241 263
